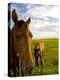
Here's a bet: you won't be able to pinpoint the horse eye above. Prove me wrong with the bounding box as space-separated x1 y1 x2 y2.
16 35 20 42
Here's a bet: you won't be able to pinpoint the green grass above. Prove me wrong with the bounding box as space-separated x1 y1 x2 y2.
31 38 58 75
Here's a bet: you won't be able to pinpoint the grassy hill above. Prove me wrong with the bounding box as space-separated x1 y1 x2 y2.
31 38 58 75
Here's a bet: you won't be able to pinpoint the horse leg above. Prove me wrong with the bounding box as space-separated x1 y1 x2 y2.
40 59 43 69
42 52 44 68
40 54 43 69
35 56 39 67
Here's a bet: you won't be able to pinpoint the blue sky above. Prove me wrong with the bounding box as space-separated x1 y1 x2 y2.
9 3 58 39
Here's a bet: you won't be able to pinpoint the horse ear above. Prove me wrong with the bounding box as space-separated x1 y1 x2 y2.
26 17 31 25
12 9 18 24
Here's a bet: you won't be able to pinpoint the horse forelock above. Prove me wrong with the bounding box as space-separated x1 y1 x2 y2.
17 20 25 28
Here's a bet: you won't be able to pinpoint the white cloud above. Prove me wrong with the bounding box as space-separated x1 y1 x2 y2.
31 31 58 39
25 5 58 38
9 3 58 39
24 5 58 19
30 18 58 32
46 6 58 18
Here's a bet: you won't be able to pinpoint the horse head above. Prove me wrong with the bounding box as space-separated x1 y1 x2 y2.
11 9 34 76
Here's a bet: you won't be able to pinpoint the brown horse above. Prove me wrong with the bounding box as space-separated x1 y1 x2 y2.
34 42 45 69
11 9 34 76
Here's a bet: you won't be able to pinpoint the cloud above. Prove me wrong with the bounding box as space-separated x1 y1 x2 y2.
31 31 58 39
35 25 58 32
9 3 58 39
25 4 58 19
30 18 58 32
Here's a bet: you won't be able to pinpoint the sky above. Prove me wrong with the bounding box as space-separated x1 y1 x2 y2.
9 3 58 39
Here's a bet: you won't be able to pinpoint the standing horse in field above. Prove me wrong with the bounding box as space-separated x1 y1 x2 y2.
11 9 34 76
34 42 45 69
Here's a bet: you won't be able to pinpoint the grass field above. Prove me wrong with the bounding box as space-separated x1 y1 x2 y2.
31 38 58 75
